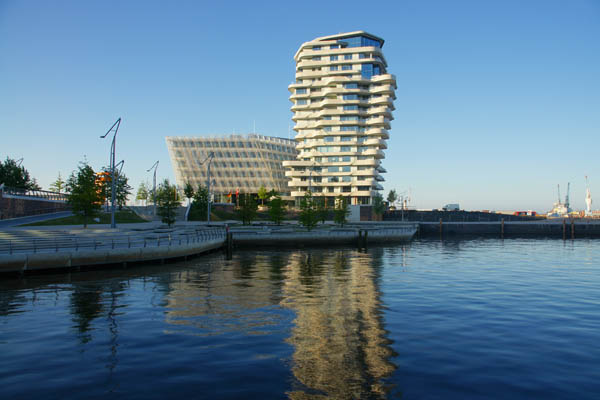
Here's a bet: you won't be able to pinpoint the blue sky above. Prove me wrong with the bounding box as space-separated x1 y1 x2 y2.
1 0 598 211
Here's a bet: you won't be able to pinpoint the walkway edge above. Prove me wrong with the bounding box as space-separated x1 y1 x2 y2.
0 238 224 273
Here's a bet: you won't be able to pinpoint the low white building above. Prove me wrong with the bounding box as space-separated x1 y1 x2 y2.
166 134 298 201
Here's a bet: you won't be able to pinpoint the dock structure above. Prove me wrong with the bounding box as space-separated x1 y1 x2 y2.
418 219 600 238
230 223 418 247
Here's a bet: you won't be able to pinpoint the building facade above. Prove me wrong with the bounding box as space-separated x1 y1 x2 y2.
283 31 396 206
166 134 297 201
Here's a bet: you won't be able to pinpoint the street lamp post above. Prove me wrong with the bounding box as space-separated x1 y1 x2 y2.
147 161 159 218
100 118 121 229
198 152 215 223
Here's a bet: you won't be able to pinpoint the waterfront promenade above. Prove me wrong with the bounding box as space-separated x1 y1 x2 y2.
0 222 226 273
3 218 599 274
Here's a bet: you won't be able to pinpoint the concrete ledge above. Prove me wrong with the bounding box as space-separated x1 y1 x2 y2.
0 238 225 273
232 225 418 246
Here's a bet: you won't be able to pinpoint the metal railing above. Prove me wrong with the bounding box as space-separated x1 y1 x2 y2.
0 227 226 255
0 185 68 202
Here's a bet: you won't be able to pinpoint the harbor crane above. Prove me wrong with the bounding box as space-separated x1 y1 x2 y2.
585 176 592 215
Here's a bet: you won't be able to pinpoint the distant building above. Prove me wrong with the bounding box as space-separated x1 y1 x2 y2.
284 31 396 206
166 134 298 201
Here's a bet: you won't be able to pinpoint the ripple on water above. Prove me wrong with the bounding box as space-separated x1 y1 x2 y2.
0 239 599 399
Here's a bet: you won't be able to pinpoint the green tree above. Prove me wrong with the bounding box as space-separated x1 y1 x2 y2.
387 189 397 208
237 193 257 225
299 190 318 231
183 181 195 205
98 168 132 210
156 179 181 227
257 185 268 206
0 157 40 190
268 195 285 225
315 198 329 224
136 182 149 206
66 162 103 228
372 193 385 220
49 172 66 193
188 185 209 221
115 173 132 210
333 195 350 226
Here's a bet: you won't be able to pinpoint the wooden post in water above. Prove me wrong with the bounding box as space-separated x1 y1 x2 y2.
357 230 363 249
225 231 233 260
571 219 575 239
562 219 566 240
501 218 505 239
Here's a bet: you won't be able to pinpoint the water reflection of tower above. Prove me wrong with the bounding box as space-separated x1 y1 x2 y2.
281 249 396 399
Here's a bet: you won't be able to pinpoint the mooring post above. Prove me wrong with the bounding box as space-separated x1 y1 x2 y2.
562 219 566 240
357 230 363 249
571 219 575 239
501 218 505 239
226 231 233 260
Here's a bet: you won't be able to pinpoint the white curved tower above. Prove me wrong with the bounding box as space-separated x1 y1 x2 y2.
283 31 396 206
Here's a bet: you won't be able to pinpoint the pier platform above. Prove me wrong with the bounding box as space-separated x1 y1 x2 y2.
418 219 600 238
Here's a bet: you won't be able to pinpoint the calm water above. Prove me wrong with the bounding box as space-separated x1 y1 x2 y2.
1 239 599 399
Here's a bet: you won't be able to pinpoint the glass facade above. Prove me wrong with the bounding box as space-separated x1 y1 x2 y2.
167 134 297 198
339 35 382 48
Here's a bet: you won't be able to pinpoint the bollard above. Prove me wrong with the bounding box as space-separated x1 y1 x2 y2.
357 230 363 249
226 232 233 260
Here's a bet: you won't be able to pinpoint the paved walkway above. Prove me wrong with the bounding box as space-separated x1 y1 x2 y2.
0 212 73 228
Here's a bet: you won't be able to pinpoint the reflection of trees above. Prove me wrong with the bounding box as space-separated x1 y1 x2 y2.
0 290 27 317
281 249 396 399
70 284 104 343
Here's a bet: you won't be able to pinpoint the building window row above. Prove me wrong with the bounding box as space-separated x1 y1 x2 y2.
172 140 294 153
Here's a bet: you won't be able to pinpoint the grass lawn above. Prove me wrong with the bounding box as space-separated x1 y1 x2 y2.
22 210 149 226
